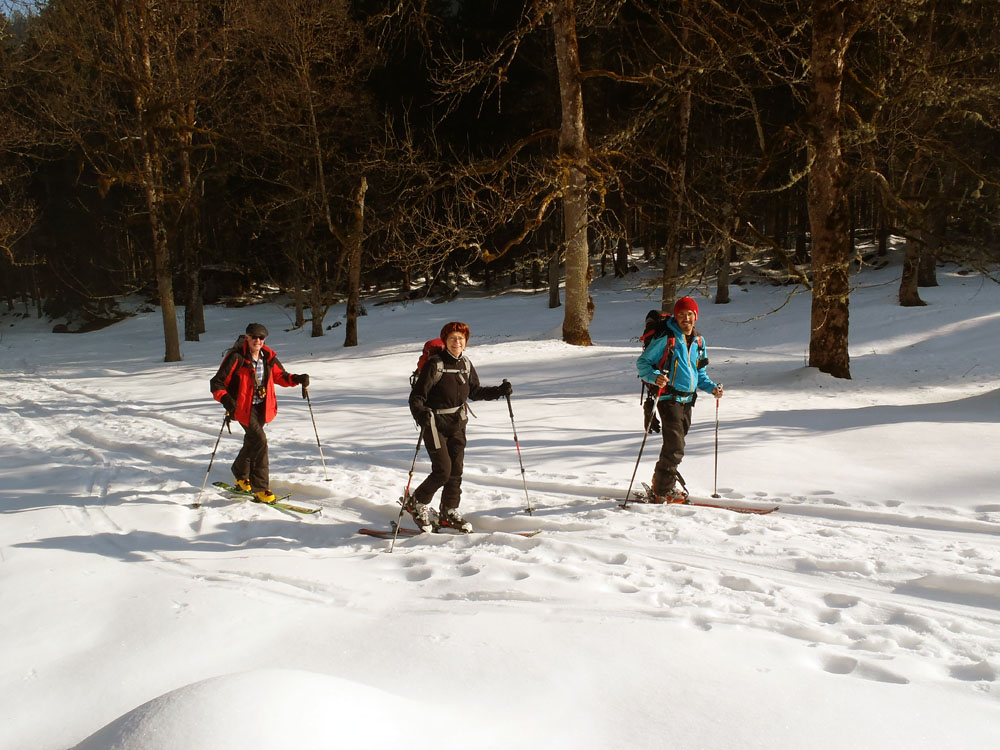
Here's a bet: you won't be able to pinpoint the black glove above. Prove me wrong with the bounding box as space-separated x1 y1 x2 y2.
293 373 310 387
221 393 237 415
416 409 433 428
499 379 512 397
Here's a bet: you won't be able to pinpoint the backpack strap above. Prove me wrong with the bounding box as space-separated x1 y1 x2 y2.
657 336 676 373
427 356 470 389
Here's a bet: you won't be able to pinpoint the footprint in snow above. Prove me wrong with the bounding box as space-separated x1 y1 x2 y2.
949 661 997 682
821 655 910 684
822 593 860 608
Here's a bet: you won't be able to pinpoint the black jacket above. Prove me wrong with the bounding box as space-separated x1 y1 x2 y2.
409 351 504 422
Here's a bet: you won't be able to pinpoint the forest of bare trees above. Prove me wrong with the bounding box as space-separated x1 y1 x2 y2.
1 0 998 375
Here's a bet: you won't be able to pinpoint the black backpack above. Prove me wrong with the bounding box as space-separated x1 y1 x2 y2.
640 309 670 350
639 310 667 431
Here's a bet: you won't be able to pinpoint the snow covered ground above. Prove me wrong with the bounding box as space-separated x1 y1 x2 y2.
1 258 998 749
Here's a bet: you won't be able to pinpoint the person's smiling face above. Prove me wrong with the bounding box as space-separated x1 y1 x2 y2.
248 334 265 358
445 332 466 358
675 309 696 335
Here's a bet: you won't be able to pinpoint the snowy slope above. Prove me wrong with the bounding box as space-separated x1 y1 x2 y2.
1 259 997 750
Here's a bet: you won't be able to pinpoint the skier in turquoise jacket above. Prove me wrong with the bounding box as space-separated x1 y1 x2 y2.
636 297 723 502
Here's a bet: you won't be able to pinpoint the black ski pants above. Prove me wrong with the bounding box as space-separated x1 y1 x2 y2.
652 398 692 494
414 416 467 511
232 402 269 492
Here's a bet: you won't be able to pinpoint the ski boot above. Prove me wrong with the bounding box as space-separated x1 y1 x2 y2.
659 488 689 505
402 495 437 533
439 508 473 533
254 490 277 504
647 483 689 505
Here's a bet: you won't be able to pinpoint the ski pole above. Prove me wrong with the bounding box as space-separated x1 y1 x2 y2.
503 381 533 516
621 384 664 509
711 392 721 498
303 385 331 482
390 430 424 553
193 414 231 507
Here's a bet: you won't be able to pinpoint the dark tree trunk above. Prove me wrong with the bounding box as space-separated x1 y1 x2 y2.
661 3 692 311
805 0 860 380
548 245 561 309
715 245 731 304
180 102 205 342
344 176 368 348
918 199 945 288
552 0 591 345
614 237 629 277
794 188 810 265
118 0 182 362
899 231 926 306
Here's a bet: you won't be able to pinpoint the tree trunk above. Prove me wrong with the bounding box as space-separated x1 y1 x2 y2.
899 230 926 306
715 245 731 304
876 205 889 257
180 99 205 342
898 156 932 303
615 237 628 277
918 196 945 288
119 0 181 362
918 243 938 287
548 244 562 308
344 176 368 347
552 0 591 345
805 0 858 380
310 281 325 337
793 188 809 265
661 5 692 311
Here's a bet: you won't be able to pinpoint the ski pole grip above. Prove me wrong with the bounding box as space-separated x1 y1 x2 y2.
302 384 308 400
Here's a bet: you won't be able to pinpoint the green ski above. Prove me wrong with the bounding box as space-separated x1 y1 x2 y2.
202 481 322 515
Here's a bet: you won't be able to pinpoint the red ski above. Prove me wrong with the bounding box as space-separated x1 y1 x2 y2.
620 483 778 515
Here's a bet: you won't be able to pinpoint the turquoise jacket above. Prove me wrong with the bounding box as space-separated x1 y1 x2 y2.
636 316 717 404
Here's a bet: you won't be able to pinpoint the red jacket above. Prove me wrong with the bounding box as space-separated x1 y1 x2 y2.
210 339 297 426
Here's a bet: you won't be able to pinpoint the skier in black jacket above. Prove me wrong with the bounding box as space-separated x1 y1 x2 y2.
407 321 511 532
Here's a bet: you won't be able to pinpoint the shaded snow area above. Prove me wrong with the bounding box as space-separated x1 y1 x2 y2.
1 261 998 750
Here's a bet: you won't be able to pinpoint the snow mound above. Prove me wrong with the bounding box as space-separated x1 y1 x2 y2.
72 669 442 750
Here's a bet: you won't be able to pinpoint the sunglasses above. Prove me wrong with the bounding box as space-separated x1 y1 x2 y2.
249 335 266 341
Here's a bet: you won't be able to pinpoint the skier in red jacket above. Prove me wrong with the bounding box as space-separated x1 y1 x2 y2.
210 323 309 503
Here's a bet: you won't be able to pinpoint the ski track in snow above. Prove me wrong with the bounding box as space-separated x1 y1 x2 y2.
6 373 997 697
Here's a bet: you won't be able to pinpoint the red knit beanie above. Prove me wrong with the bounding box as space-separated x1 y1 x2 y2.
673 297 699 321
